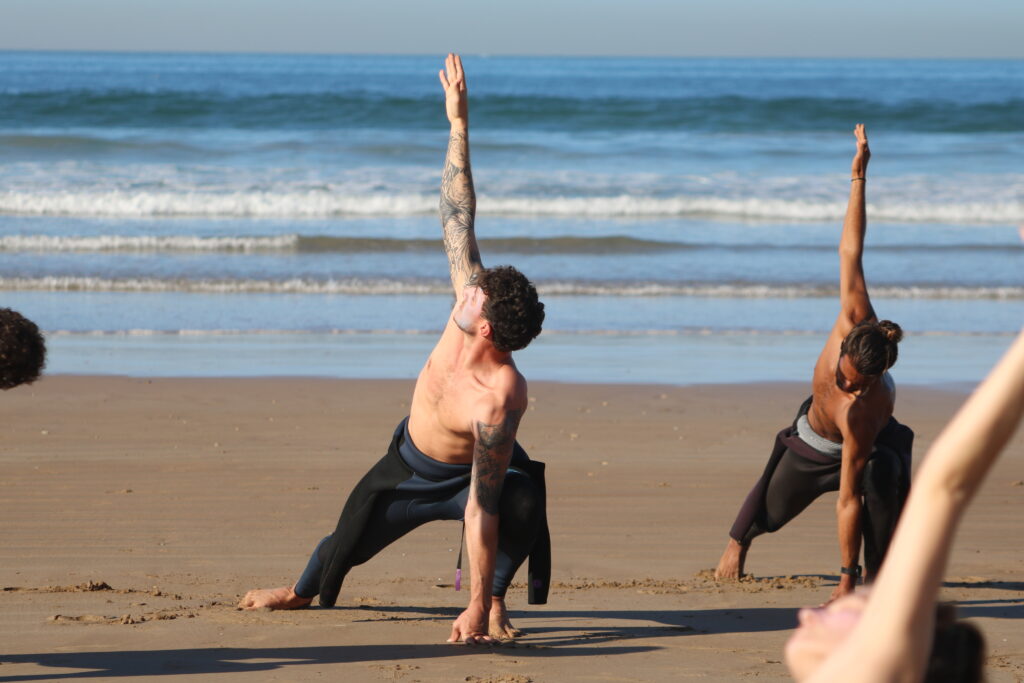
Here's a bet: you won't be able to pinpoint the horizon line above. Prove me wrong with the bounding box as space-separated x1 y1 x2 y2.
1 48 1022 62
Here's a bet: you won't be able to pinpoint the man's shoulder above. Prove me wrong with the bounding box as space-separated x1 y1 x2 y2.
495 362 527 407
471 365 526 422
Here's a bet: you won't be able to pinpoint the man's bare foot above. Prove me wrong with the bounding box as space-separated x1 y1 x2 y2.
488 597 523 640
714 538 749 580
238 586 312 610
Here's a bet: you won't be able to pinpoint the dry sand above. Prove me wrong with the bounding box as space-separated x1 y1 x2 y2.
2 376 1022 682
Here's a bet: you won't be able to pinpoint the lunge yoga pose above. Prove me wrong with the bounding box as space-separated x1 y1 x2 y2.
716 126 912 602
786 327 1024 682
240 54 549 644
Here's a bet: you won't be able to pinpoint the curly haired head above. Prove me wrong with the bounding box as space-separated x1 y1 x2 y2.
476 266 545 353
0 308 46 390
840 319 903 377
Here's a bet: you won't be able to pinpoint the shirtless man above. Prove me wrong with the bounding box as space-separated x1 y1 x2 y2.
1 308 46 390
715 125 912 602
240 54 548 644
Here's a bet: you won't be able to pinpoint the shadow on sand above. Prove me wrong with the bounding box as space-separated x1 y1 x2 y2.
0 602 798 681
0 638 652 682
4 579 1020 680
358 603 800 637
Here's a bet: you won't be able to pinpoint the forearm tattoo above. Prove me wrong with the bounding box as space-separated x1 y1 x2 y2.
439 130 481 284
472 409 522 515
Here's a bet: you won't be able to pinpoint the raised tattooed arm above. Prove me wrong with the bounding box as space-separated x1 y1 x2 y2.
836 124 876 335
438 53 483 293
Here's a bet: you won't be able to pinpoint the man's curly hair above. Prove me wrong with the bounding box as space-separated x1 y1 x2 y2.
0 308 46 390
477 266 544 353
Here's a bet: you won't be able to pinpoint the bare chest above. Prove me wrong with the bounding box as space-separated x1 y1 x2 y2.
412 356 481 433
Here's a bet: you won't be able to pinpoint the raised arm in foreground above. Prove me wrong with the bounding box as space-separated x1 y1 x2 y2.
798 329 1024 682
438 53 482 294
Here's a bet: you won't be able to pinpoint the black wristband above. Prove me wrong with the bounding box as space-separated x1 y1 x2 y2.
840 565 862 578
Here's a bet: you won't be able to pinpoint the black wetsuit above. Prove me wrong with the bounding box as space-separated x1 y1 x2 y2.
294 417 550 606
727 396 912 577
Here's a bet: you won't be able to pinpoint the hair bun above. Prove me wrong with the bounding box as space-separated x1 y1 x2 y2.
877 320 903 344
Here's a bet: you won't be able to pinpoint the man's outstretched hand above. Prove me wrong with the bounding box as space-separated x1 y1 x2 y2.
439 52 468 129
851 123 870 179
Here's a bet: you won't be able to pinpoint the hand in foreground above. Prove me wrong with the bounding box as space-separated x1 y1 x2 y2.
448 605 496 646
851 123 870 178
438 52 468 128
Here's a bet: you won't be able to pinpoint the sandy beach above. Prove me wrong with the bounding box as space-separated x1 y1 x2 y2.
2 376 1022 682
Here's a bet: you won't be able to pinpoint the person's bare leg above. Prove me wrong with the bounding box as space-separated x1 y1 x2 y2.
714 537 750 580
239 585 312 610
488 596 523 640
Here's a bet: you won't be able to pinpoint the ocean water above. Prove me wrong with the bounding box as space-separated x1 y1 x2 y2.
1 52 1021 384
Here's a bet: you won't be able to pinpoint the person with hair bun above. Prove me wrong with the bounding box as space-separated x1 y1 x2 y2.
787 327 1024 682
716 125 913 603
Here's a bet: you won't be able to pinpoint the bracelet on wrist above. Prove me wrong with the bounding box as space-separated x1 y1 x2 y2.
851 177 866 182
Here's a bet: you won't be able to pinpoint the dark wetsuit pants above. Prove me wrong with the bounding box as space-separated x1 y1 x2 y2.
729 400 909 577
294 421 543 600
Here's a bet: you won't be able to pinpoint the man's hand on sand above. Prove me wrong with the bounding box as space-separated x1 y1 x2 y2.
851 123 870 178
438 52 468 128
448 605 497 646
238 586 312 610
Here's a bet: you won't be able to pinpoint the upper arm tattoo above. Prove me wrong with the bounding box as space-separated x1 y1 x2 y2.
439 130 481 285
471 409 523 515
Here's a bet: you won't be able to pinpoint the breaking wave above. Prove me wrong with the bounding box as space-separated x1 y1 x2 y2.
4 276 1022 299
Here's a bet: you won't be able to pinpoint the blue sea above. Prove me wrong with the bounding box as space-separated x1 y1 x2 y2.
1 52 1021 384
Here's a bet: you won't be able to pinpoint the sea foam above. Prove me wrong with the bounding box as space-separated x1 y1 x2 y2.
0 190 1021 223
3 276 1021 299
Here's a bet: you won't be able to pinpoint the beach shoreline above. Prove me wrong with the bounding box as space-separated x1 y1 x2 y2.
27 328 1021 388
3 375 1022 681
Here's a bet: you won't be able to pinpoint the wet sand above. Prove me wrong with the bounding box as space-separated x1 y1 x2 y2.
2 376 1022 681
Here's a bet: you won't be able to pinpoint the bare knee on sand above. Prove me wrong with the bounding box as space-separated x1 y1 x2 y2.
239 586 312 610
